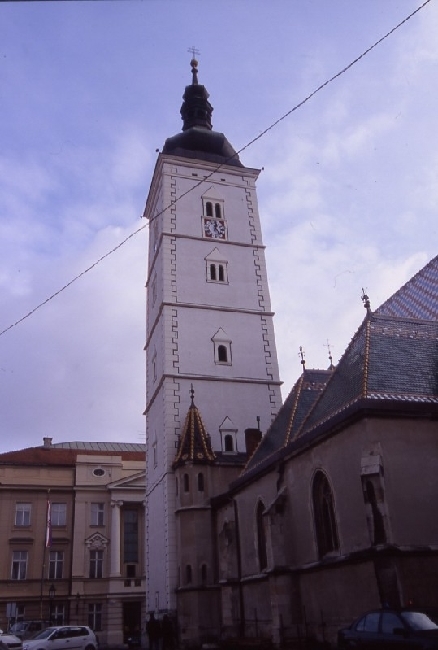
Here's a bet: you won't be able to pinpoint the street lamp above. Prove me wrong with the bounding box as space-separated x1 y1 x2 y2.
49 584 56 623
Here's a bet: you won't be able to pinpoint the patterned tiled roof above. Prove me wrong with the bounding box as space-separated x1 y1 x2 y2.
376 254 438 320
173 391 216 468
244 369 332 474
239 254 438 481
297 315 438 443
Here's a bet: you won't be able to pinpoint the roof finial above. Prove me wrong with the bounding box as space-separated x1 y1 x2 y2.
187 46 200 85
299 346 306 371
324 339 335 370
361 287 371 314
190 383 195 405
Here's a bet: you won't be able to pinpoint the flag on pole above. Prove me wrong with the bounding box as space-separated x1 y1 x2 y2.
45 499 52 548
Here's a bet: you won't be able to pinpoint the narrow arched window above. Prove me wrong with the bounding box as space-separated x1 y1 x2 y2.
210 264 216 281
365 481 386 545
184 473 190 493
224 434 234 452
215 203 222 219
218 345 228 363
201 563 207 585
218 264 224 282
185 564 192 584
256 501 267 571
206 202 213 217
197 472 204 492
312 471 339 558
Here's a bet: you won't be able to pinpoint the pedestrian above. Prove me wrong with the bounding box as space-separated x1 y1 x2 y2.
146 612 161 650
161 615 174 650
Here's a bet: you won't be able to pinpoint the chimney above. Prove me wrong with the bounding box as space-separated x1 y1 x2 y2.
245 428 262 458
43 437 53 449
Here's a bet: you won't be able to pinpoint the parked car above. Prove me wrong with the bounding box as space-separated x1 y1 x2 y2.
338 608 438 649
22 627 97 650
9 623 49 641
0 630 23 650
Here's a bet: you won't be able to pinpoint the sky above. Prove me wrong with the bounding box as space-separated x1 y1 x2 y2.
0 0 437 453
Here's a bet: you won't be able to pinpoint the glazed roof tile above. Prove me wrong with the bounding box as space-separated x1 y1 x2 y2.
244 369 332 473
240 254 438 481
173 394 215 468
376 254 438 320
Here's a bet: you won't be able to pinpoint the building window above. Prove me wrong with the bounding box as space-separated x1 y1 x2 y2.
153 434 158 468
151 274 157 306
205 201 213 217
256 501 267 571
89 550 104 578
224 434 234 452
185 565 192 585
364 480 387 545
15 503 31 527
11 551 28 580
208 262 227 283
312 470 339 558
88 603 102 632
91 503 105 527
126 564 136 579
48 551 64 580
197 473 204 492
215 202 222 219
52 604 65 625
218 345 228 362
184 474 190 493
51 503 66 527
152 350 157 382
201 563 207 586
212 329 232 365
123 508 139 564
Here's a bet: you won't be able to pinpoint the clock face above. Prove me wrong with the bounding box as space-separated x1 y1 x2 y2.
204 218 226 239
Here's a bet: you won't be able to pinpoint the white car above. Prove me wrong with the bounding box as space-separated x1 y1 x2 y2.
22 627 97 650
0 630 23 650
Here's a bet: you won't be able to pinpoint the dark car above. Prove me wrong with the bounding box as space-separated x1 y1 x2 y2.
338 608 438 649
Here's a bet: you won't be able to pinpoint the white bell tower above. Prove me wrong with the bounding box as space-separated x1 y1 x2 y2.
143 59 282 614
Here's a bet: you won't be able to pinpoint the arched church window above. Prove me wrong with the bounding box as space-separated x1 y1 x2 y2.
184 474 190 493
197 472 204 492
205 202 213 217
185 564 192 584
224 434 234 452
210 264 216 281
312 471 339 558
365 480 386 545
218 345 228 363
218 264 224 282
256 500 267 571
201 563 207 585
215 202 222 219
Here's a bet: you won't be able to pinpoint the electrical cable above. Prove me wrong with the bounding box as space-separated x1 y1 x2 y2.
0 0 432 338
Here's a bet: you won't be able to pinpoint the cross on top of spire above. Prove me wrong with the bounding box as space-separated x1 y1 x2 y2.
187 46 200 84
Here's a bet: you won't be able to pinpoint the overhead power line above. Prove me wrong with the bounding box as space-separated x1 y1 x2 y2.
0 0 432 339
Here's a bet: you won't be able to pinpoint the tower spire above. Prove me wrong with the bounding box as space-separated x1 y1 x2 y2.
180 55 213 131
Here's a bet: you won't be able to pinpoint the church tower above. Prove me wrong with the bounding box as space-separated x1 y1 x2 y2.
143 59 282 617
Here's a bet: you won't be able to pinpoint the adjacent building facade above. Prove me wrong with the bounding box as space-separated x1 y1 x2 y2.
0 439 146 647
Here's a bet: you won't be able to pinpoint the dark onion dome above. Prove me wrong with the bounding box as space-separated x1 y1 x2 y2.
162 58 243 168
